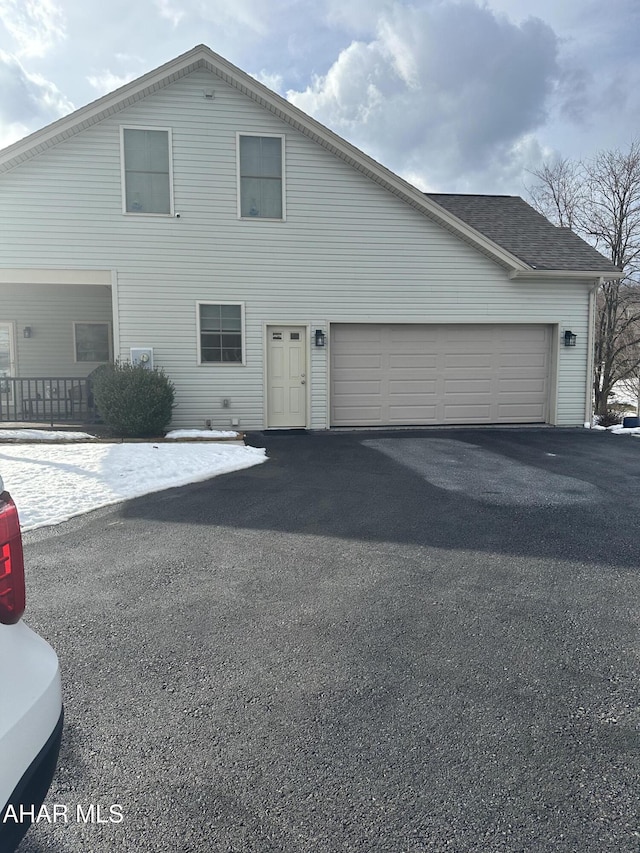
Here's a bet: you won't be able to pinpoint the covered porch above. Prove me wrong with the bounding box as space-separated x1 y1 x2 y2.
0 376 98 427
0 269 113 426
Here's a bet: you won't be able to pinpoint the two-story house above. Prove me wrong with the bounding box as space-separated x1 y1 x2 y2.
0 45 620 430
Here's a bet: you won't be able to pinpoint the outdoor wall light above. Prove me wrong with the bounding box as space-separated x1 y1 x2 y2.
564 330 577 347
314 329 326 347
23 326 32 339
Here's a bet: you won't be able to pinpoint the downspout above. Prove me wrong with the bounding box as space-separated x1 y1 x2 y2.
585 277 602 426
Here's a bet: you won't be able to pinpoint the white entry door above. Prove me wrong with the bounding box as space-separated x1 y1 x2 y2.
267 326 307 428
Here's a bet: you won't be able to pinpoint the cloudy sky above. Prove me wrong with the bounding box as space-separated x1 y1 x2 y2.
0 0 638 195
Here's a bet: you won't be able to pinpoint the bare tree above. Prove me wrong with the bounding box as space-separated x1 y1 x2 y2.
528 143 640 416
527 158 583 229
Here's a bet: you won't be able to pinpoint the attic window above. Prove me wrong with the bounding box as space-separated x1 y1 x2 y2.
121 127 173 215
238 134 284 220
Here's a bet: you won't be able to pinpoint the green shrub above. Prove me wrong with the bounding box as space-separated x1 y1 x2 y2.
91 361 176 437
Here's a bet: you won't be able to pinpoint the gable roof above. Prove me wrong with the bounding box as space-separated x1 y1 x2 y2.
0 45 621 280
427 194 619 274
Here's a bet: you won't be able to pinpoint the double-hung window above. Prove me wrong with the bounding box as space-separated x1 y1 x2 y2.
73 322 111 363
238 134 284 220
121 127 173 215
197 303 244 364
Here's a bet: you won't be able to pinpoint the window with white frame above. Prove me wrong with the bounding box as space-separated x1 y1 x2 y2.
0 322 15 397
198 303 244 364
74 323 111 362
121 127 173 214
238 134 284 219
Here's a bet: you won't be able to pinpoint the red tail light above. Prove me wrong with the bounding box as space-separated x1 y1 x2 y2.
0 491 26 625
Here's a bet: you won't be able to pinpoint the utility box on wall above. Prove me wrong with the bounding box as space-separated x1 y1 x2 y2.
130 347 154 369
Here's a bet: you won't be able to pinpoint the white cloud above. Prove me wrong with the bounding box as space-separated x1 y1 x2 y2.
153 0 269 36
155 0 185 27
86 70 138 95
0 0 66 58
324 0 393 35
252 69 285 94
0 120 33 149
0 50 74 148
287 2 561 192
0 0 636 195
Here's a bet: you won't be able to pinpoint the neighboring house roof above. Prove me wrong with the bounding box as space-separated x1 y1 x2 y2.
0 44 621 280
427 194 620 274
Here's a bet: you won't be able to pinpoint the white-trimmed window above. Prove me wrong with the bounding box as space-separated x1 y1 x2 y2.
237 134 285 220
73 322 111 363
197 303 245 364
121 127 173 215
0 322 15 398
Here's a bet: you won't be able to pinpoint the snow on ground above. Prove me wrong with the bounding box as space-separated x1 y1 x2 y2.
0 429 96 441
0 439 267 531
0 428 241 441
589 423 640 435
165 429 240 439
608 425 640 436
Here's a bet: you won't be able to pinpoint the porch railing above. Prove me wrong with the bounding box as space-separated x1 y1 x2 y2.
0 377 97 427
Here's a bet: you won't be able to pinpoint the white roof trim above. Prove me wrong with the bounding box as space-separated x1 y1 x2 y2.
509 269 624 281
0 44 615 276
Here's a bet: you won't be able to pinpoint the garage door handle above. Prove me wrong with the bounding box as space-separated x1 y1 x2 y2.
301 379 306 384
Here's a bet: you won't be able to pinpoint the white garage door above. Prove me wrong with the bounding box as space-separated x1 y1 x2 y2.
330 324 550 426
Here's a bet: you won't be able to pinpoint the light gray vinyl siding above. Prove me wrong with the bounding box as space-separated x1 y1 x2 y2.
0 284 113 377
0 70 593 428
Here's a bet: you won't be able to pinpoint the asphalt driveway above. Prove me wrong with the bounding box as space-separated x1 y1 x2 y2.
18 428 640 853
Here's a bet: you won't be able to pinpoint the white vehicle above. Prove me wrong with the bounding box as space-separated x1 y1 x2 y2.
0 476 63 852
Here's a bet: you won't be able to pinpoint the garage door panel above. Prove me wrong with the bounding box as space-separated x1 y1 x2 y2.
389 354 439 368
337 407 383 423
333 380 381 394
389 396 438 408
333 354 382 369
444 354 493 368
331 324 550 426
444 370 494 383
498 352 547 372
391 343 440 355
389 406 438 421
444 379 493 394
499 379 546 392
443 404 492 421
389 370 439 382
498 404 546 419
389 380 438 394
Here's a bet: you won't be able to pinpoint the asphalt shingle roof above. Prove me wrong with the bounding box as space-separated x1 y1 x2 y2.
426 193 619 273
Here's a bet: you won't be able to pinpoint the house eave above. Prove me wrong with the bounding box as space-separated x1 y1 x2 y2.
508 269 624 281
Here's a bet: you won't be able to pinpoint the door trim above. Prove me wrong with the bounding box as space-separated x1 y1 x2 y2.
263 322 310 429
